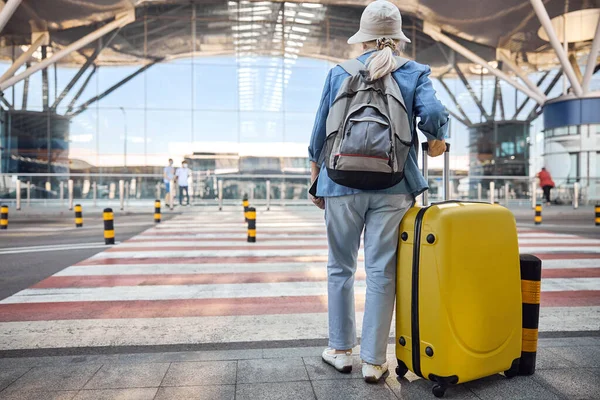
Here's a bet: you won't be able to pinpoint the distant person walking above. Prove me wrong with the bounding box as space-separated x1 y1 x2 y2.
537 167 555 206
164 158 175 204
176 161 191 206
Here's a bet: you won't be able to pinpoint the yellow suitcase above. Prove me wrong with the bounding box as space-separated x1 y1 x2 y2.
395 145 522 398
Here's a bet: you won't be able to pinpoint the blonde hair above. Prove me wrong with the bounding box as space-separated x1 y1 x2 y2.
364 38 406 80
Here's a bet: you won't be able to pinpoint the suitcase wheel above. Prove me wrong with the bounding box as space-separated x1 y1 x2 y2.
504 358 521 379
432 384 446 398
395 360 408 378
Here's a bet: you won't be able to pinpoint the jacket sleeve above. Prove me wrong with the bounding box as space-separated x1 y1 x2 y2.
414 66 449 141
308 69 333 163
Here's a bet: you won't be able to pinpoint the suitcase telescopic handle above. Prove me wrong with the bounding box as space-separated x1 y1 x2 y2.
421 142 451 206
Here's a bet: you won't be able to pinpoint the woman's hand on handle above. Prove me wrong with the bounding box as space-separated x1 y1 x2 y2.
427 139 447 157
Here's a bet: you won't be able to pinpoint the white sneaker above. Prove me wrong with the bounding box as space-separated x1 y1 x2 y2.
321 348 353 373
362 362 389 383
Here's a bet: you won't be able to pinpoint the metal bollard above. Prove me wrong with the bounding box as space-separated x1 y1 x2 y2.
504 184 510 207
531 180 537 210
247 206 256 243
119 180 125 211
596 205 600 226
103 208 115 245
0 205 7 230
218 180 223 211
573 183 579 209
155 183 161 202
266 180 271 211
92 182 97 207
519 254 542 376
534 204 542 225
68 179 74 210
169 179 175 210
243 194 249 222
477 183 482 201
489 181 495 204
26 181 31 207
154 200 161 223
74 204 83 228
60 181 65 205
16 180 21 210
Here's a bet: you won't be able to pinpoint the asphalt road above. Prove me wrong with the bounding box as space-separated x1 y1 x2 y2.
0 214 175 301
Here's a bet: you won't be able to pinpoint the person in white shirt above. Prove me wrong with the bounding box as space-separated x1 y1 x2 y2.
163 159 175 204
175 161 191 206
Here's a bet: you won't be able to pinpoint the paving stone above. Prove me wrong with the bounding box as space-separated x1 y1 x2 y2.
534 347 578 370
237 357 308 384
1 365 101 393
0 390 78 400
533 368 600 399
546 346 600 368
161 361 236 387
0 368 30 392
73 388 158 400
262 347 325 359
154 385 235 400
236 382 315 400
115 350 262 363
386 373 478 400
303 356 363 380
464 373 560 400
312 378 397 400
83 363 169 389
538 337 598 348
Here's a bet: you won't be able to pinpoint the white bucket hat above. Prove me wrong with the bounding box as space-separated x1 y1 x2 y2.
347 0 411 45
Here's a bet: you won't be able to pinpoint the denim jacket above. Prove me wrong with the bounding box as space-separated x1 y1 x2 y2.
308 51 449 198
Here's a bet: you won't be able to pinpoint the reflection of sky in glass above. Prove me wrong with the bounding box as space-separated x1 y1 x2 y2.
0 56 598 171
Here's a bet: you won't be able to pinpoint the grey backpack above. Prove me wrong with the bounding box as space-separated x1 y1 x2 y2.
320 57 413 190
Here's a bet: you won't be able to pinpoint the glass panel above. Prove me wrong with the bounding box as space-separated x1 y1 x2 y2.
69 109 98 167
146 63 193 110
193 64 238 111
568 153 579 183
146 110 192 164
97 109 146 167
192 110 239 144
284 62 328 113
284 112 314 143
98 66 145 109
239 111 283 142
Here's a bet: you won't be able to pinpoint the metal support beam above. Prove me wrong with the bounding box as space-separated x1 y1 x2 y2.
569 54 583 83
454 63 491 121
527 70 563 121
437 76 472 125
0 32 48 84
446 109 470 127
52 29 120 110
513 70 551 119
0 0 21 34
530 0 583 96
582 17 600 94
498 52 547 100
66 65 97 114
0 12 134 92
22 62 29 108
41 46 48 110
424 23 547 105
71 61 160 117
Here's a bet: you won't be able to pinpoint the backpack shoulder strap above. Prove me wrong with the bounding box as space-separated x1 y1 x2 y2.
339 59 365 76
394 56 410 71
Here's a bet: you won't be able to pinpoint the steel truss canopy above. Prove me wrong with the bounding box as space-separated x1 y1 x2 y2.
0 0 598 106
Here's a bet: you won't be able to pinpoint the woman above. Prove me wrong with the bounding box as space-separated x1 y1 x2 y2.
537 167 555 205
308 0 449 383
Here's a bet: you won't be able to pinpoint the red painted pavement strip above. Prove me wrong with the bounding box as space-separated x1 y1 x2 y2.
0 291 598 322
76 253 600 266
31 268 600 289
138 230 327 236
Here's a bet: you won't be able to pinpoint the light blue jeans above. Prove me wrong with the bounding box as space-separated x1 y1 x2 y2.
325 192 413 365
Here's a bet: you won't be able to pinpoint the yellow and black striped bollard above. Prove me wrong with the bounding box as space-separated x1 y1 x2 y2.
519 254 542 376
243 195 249 222
534 204 542 225
0 205 7 230
595 204 600 226
103 208 115 245
247 206 256 243
74 204 83 228
154 200 161 223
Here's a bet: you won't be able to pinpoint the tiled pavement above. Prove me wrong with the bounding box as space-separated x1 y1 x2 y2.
0 337 599 399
